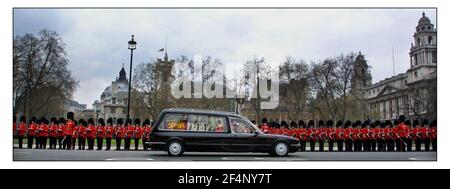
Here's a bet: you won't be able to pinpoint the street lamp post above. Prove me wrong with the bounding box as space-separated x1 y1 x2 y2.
127 35 137 119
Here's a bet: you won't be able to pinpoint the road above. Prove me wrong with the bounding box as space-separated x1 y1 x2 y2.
13 148 436 161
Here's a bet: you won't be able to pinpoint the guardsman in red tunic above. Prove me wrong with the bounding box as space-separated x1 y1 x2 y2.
411 119 421 151
378 122 387 152
353 121 362 152
334 120 344 152
134 119 143 150
430 119 437 151
27 117 37 149
373 121 382 151
105 118 114 150
57 118 66 149
360 121 369 151
115 118 125 150
260 118 270 133
316 120 326 152
297 120 307 152
369 122 376 151
142 119 152 151
37 117 49 149
77 119 86 150
307 120 316 152
17 116 27 149
405 120 413 152
96 118 106 150
65 112 75 150
395 116 409 152
385 120 395 151
326 120 335 152
420 119 430 151
86 118 97 150
124 119 134 150
344 121 353 151
48 117 58 149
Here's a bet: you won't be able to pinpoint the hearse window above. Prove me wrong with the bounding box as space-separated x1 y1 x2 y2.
230 118 256 134
187 114 228 132
161 114 188 131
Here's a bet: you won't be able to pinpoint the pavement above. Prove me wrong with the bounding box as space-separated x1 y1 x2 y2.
13 148 436 161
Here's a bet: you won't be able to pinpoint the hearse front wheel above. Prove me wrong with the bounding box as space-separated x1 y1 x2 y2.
271 142 289 157
167 140 185 156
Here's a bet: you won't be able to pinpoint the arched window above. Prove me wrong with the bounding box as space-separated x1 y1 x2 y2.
428 36 433 45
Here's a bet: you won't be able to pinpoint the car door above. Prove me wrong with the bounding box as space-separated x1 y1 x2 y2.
228 117 266 152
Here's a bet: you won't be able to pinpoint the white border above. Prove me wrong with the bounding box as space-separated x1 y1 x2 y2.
1 0 448 169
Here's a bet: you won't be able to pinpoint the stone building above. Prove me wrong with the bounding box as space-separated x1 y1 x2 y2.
363 12 437 121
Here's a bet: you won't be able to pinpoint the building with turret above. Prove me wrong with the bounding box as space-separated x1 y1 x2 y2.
363 12 437 121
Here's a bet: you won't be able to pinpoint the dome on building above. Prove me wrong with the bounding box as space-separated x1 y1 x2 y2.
418 12 431 25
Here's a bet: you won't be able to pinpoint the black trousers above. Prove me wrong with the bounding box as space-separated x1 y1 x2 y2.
18 136 24 148
345 140 353 151
387 139 395 151
134 138 140 150
58 136 64 149
35 136 40 149
71 137 76 149
318 140 324 151
336 139 344 152
27 136 34 148
371 140 377 151
87 137 95 150
142 138 149 150
116 138 122 150
377 139 384 152
125 138 131 150
64 135 72 150
301 141 307 151
310 141 316 151
97 137 103 150
105 138 112 150
39 137 47 149
363 140 369 151
423 138 430 151
415 139 422 151
406 138 413 151
49 136 57 149
78 137 85 150
431 139 437 151
328 140 334 152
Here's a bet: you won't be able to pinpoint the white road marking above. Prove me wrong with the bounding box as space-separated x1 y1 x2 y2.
409 157 435 161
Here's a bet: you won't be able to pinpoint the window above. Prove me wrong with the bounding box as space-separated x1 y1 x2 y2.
428 36 433 45
112 98 116 104
414 71 418 78
230 118 256 134
111 107 116 114
432 52 437 63
159 113 228 132
122 108 127 114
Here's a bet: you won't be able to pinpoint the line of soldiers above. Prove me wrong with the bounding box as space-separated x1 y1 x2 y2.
258 115 437 152
13 112 153 151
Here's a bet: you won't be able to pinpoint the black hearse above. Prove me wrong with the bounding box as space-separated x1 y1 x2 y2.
145 109 300 156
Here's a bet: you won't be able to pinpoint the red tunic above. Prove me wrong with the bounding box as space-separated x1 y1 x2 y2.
57 124 66 137
27 123 37 136
49 124 58 137
96 126 105 138
115 127 126 139
105 126 114 138
327 128 336 140
38 124 49 137
307 128 317 141
352 128 360 140
134 126 144 139
86 125 97 138
65 120 75 136
78 126 87 139
18 123 27 136
430 127 437 140
125 126 135 138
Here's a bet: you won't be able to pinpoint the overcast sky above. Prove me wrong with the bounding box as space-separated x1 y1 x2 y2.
13 9 436 108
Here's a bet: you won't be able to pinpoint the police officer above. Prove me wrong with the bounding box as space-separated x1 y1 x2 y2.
48 117 58 149
86 118 96 150
17 116 27 149
96 118 105 150
105 118 114 150
326 120 335 152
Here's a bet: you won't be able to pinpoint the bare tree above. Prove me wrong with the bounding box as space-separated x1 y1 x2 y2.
13 30 78 118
